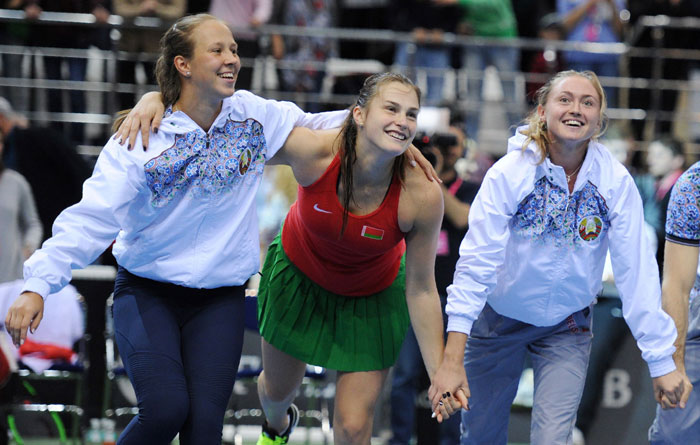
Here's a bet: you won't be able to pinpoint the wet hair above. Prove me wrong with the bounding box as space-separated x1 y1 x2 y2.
337 72 421 236
113 13 221 132
520 70 608 162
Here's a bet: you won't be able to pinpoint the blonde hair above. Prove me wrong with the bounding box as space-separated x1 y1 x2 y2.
113 13 221 132
520 70 608 162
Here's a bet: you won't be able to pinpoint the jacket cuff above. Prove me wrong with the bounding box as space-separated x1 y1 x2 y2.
446 315 474 336
21 277 51 301
647 356 677 379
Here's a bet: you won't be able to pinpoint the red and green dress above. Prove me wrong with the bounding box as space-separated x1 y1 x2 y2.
258 153 410 371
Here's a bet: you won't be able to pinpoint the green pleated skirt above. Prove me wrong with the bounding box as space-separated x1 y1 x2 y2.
257 231 410 372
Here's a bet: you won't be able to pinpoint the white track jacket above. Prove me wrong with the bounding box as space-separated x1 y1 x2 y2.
446 128 677 377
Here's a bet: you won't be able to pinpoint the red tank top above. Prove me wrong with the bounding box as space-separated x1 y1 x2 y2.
281 153 406 296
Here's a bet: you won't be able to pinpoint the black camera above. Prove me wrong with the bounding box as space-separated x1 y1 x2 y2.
414 132 458 152
413 132 458 167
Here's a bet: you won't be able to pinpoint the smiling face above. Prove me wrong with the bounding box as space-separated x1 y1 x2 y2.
539 75 602 150
353 81 420 156
181 19 240 102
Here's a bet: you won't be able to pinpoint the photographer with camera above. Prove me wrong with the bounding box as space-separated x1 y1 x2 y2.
390 118 480 445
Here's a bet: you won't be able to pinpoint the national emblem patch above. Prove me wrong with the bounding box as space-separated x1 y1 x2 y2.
239 148 252 175
578 216 603 241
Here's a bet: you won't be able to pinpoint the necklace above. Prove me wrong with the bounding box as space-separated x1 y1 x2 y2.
566 161 584 184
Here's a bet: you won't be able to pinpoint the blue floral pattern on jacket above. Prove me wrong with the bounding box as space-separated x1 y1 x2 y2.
144 118 267 207
666 162 700 242
665 162 700 298
512 176 610 247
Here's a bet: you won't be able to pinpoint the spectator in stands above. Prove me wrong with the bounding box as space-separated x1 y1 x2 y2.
0 97 91 242
605 135 660 231
390 0 461 106
647 137 686 268
558 0 626 108
0 132 42 283
113 0 186 111
187 0 210 14
270 0 338 112
209 0 272 90
329 0 390 65
433 0 521 142
0 0 32 113
525 12 566 105
390 117 478 445
627 0 700 140
23 0 110 144
457 141 495 185
511 0 549 54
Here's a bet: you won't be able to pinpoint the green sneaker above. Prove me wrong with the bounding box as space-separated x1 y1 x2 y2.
256 404 300 445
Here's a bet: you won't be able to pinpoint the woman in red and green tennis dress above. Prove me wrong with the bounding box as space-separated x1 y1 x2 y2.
256 73 469 445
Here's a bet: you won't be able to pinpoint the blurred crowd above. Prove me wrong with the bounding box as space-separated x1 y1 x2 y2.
1 1 700 444
0 1 699 145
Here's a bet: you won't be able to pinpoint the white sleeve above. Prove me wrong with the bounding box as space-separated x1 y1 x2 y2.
22 141 142 299
608 173 677 378
257 96 309 158
294 109 349 130
445 158 524 335
239 91 347 158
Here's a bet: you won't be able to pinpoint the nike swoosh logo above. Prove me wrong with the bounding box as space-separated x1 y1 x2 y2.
313 203 332 214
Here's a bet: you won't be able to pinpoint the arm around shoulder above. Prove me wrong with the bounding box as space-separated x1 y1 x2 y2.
114 91 165 150
269 127 338 184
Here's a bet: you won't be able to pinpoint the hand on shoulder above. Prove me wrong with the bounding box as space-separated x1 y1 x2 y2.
400 168 444 233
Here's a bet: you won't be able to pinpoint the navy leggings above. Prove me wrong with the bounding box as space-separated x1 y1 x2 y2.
112 268 246 445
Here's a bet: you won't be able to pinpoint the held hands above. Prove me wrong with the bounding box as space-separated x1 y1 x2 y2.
428 357 470 422
5 292 44 347
430 390 464 423
113 92 165 151
652 369 693 410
